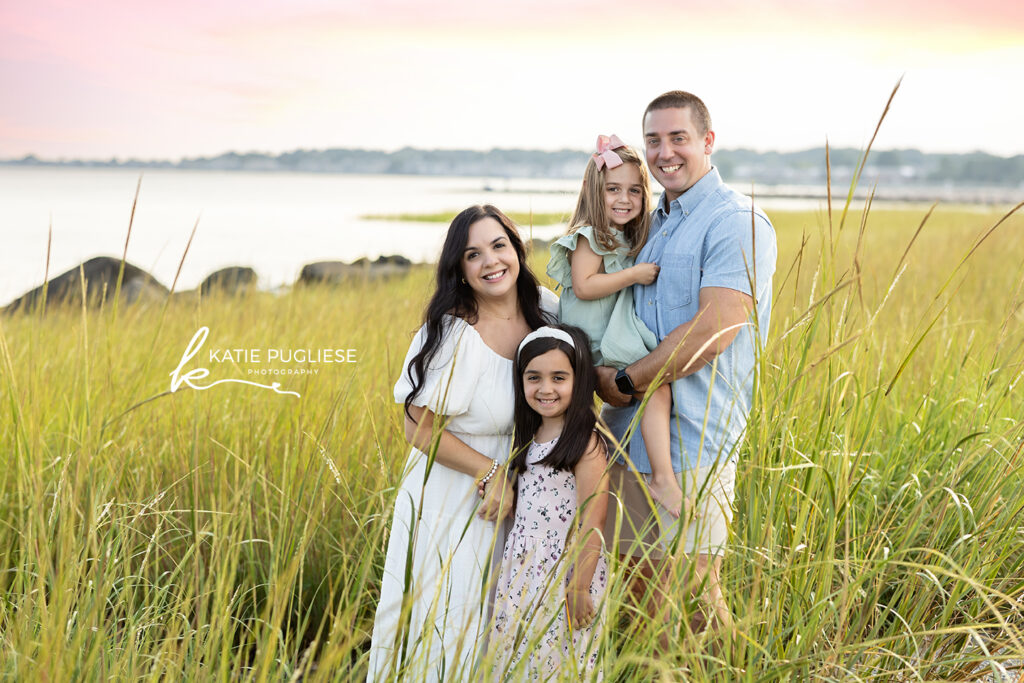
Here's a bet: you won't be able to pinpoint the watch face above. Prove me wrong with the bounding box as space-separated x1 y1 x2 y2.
616 371 632 394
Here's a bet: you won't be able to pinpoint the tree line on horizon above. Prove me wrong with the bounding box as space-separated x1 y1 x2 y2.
4 146 1023 187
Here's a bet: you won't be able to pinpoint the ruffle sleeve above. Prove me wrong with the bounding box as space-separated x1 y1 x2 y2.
393 317 475 417
546 226 625 291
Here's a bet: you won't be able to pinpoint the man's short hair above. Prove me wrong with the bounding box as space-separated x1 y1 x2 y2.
643 91 712 136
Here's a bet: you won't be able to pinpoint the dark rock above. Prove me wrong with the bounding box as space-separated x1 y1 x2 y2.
200 266 258 296
298 255 413 285
374 254 412 267
4 256 168 314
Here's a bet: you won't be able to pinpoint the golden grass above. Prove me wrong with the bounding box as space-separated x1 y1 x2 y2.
1 199 1022 680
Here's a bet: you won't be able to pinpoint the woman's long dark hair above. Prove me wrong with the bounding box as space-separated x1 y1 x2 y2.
509 324 600 473
403 205 551 421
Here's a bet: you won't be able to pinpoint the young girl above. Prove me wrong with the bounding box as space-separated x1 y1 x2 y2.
547 135 687 517
490 324 609 679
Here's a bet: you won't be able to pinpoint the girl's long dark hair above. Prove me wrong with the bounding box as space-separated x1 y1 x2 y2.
509 324 599 473
403 205 551 421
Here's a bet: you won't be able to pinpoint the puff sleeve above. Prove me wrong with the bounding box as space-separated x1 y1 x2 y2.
393 317 475 417
539 285 559 321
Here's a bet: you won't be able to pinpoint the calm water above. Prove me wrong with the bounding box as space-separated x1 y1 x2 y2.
0 167 826 306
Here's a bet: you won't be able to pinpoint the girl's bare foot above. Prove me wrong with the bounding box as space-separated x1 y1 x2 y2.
649 475 686 518
681 495 696 521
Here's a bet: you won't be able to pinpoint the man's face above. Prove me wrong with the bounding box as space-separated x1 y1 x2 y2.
643 106 714 202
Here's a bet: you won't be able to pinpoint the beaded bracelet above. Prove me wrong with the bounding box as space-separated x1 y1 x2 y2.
477 459 500 488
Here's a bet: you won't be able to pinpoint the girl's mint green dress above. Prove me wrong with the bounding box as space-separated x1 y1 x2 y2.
547 225 658 368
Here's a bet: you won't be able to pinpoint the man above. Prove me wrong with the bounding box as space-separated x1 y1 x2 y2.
599 90 777 635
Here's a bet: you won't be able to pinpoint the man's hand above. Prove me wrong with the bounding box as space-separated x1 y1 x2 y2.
596 366 631 407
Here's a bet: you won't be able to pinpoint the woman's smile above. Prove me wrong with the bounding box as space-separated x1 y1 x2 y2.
462 217 520 297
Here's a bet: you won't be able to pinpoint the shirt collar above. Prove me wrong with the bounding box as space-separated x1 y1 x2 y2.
654 166 723 220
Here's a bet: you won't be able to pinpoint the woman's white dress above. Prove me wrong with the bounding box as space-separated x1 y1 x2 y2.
368 294 555 681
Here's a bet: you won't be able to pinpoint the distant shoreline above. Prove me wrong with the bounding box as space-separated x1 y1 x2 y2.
1 163 1019 207
2 146 1022 199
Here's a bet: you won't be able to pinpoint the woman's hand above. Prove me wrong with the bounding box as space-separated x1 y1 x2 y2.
565 585 596 630
478 470 514 521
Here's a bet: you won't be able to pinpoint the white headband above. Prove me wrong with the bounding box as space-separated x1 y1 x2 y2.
517 326 575 358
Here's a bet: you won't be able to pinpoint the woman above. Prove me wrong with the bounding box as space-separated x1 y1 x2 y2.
367 205 558 681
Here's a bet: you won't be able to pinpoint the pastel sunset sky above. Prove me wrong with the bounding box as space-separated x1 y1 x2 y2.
2 0 1022 160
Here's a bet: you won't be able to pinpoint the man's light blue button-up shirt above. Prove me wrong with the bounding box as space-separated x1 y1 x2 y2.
603 167 777 472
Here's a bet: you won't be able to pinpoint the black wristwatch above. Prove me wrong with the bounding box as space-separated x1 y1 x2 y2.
614 368 636 396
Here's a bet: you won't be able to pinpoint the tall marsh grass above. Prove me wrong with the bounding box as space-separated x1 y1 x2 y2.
1 189 1022 679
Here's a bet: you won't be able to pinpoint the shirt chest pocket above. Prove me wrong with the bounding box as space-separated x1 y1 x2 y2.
659 253 697 329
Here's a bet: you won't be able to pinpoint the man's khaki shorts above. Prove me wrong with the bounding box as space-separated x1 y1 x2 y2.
602 459 736 558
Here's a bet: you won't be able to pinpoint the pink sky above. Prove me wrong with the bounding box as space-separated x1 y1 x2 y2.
2 0 1022 158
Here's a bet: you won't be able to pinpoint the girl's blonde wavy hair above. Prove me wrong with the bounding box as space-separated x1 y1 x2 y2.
566 145 651 260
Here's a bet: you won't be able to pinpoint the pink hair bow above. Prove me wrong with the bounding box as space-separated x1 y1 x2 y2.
593 134 625 170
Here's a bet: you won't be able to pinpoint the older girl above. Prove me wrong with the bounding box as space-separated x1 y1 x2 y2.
490 324 609 679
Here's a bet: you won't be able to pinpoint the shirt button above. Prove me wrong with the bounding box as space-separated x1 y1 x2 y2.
684 210 689 216
648 300 652 305
662 230 667 236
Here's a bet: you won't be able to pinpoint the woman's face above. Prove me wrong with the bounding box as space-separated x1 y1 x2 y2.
461 216 520 301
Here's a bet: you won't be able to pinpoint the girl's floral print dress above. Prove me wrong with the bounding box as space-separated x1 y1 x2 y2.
491 438 607 680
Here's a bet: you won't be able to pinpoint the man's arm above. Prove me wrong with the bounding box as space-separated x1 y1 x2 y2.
631 286 751 391
596 286 752 402
599 205 776 403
